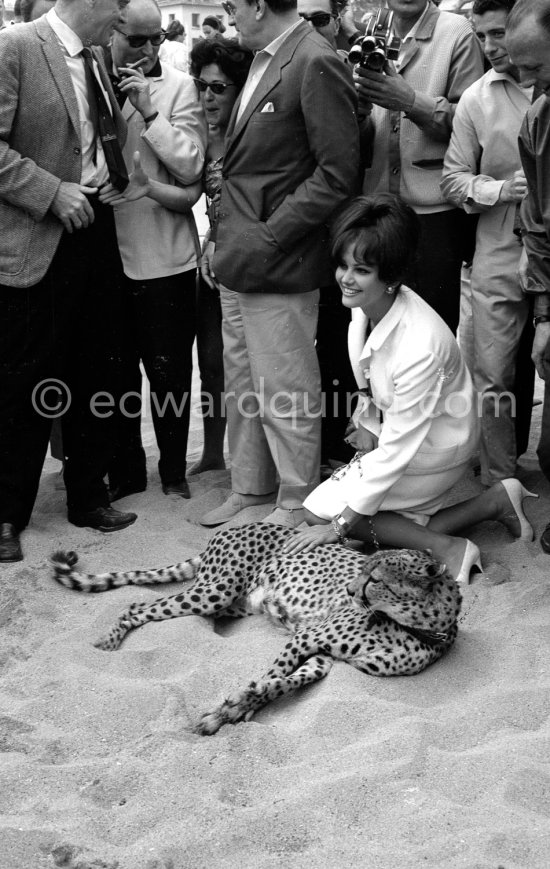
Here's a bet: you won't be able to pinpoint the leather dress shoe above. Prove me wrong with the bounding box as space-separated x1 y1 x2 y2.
68 506 137 533
0 523 23 562
541 523 550 554
108 481 147 503
162 479 190 499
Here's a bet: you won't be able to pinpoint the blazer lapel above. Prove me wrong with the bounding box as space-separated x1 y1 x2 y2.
224 22 308 159
35 17 81 138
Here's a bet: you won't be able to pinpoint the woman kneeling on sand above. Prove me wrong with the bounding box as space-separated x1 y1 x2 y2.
283 194 537 583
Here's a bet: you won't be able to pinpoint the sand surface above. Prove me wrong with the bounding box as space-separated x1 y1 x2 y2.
1 361 550 868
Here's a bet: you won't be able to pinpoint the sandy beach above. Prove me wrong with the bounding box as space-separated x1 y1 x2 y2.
1 351 550 868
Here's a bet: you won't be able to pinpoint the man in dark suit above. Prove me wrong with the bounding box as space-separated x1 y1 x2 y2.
0 0 137 562
200 0 359 529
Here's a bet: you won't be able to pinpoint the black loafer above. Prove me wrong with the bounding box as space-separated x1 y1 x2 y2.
541 523 550 554
0 523 23 562
162 479 190 499
108 482 147 503
68 506 137 533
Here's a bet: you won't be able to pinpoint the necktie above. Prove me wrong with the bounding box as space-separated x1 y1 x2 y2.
81 47 129 192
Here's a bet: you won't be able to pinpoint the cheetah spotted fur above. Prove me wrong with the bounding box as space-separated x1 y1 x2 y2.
50 523 461 735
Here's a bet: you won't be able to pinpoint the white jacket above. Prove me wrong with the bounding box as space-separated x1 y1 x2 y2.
113 64 207 280
346 287 479 514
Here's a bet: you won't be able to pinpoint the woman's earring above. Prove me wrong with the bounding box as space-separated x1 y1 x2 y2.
385 285 395 295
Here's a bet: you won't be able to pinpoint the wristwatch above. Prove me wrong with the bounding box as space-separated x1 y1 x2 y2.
332 513 353 544
533 315 550 327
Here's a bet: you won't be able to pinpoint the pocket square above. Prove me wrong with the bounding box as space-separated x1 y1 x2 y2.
261 102 275 113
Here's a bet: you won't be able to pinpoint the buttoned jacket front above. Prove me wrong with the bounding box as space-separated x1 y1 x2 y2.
346 288 478 515
362 2 483 212
0 17 126 287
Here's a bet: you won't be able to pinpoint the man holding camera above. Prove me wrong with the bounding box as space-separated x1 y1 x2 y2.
354 0 484 331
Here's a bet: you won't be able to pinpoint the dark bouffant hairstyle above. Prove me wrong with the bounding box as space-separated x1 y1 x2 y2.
165 19 185 40
203 15 226 32
472 0 515 15
190 36 253 89
330 194 420 286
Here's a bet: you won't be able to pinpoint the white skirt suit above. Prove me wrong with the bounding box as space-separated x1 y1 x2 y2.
304 288 479 524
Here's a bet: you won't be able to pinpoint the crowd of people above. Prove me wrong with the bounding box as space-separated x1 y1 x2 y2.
0 0 549 571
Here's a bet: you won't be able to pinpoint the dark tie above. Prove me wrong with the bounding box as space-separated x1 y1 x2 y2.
81 47 129 192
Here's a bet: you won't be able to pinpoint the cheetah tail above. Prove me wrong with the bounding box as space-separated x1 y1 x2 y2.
49 551 203 593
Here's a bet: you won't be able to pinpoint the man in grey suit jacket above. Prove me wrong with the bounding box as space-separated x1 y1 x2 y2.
201 0 360 529
0 0 137 562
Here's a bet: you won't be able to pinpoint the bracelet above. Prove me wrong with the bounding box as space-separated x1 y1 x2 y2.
144 111 158 125
533 315 550 327
332 512 355 544
331 518 348 545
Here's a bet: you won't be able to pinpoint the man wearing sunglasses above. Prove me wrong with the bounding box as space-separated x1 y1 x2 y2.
200 0 359 529
99 0 207 503
297 0 340 51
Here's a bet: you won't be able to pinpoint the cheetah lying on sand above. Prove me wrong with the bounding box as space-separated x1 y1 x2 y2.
51 523 461 735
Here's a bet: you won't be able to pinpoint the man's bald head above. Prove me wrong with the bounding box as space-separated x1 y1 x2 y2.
506 0 550 98
111 0 163 75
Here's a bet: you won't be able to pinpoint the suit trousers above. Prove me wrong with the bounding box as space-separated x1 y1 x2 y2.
405 209 465 334
220 287 322 508
316 284 357 465
471 283 529 486
109 270 197 487
0 200 126 529
537 334 550 484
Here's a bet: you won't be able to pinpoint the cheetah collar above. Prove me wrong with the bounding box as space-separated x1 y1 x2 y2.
369 611 450 647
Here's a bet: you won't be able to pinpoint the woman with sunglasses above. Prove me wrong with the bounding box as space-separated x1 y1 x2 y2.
187 36 253 476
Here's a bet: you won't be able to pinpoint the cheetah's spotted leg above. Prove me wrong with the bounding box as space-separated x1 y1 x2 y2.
93 577 248 651
197 654 334 735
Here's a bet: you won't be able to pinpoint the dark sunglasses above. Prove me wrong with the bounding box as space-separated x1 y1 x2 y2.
193 77 237 95
117 30 166 48
299 11 334 27
222 1 236 15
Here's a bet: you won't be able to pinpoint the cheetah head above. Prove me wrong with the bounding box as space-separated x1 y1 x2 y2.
347 548 461 634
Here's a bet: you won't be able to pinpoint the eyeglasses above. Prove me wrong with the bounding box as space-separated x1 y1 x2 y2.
221 1 236 16
299 11 335 27
193 77 237 95
116 30 166 48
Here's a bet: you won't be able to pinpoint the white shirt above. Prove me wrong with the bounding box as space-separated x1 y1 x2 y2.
46 8 109 186
237 19 302 121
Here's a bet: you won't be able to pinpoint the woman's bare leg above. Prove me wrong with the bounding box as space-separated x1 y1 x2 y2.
303 508 470 580
427 482 523 537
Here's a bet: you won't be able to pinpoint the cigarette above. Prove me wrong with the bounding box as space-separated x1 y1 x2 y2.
127 58 146 69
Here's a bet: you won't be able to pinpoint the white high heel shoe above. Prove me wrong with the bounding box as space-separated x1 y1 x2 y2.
455 539 483 586
500 478 538 542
